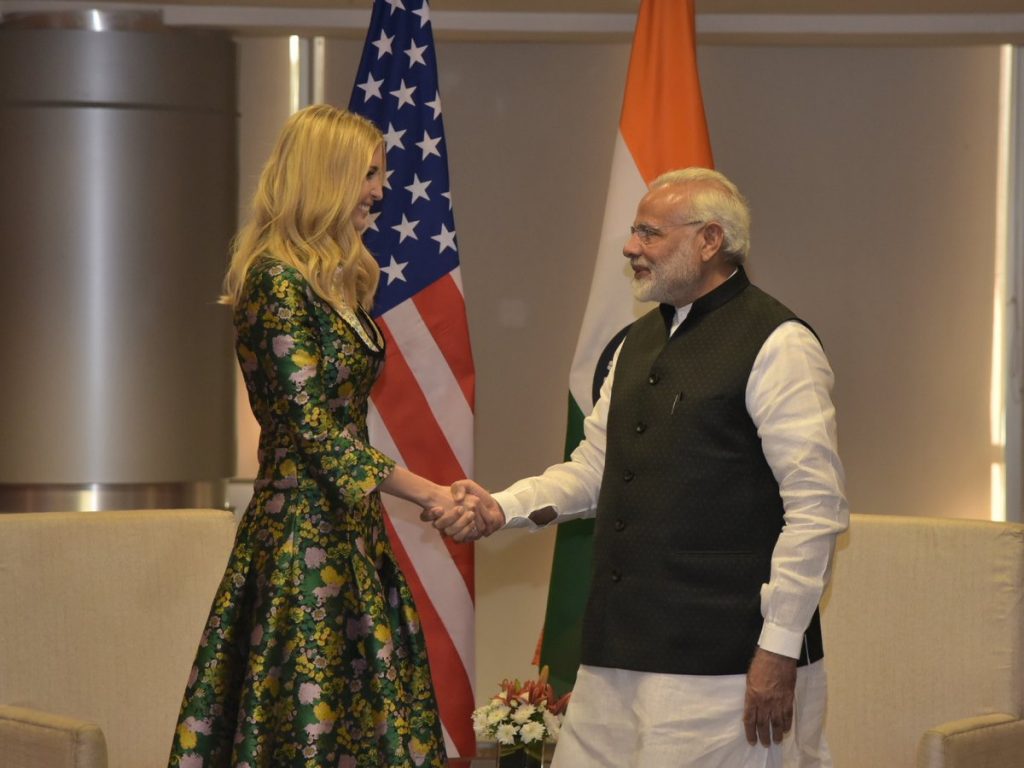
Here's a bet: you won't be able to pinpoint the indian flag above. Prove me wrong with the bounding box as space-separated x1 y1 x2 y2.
538 0 714 695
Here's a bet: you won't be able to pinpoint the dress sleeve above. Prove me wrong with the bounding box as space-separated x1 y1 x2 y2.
240 264 395 507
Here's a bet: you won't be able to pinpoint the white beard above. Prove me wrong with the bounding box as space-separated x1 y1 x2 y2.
630 272 659 303
629 251 701 306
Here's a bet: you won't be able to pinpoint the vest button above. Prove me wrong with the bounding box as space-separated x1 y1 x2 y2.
635 422 646 434
648 373 659 385
610 569 622 582
614 519 625 532
623 469 634 482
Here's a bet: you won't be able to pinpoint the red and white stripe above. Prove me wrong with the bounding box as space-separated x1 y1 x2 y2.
369 267 477 757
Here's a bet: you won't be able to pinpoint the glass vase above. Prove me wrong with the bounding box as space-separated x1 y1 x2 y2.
495 741 552 768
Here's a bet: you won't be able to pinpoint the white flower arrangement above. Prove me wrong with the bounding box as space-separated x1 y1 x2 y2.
471 666 570 759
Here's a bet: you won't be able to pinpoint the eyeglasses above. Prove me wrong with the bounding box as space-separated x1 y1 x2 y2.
629 220 704 246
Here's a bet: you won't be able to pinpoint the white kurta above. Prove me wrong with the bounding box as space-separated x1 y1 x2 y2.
493 306 849 768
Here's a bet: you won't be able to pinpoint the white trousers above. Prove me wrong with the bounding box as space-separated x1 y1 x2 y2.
550 661 831 768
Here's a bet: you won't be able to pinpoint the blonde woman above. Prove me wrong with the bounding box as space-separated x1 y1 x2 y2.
169 105 455 768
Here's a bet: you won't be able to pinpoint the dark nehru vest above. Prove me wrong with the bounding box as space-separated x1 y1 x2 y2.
581 268 825 676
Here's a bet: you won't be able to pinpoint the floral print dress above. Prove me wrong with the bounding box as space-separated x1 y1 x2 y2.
169 258 447 768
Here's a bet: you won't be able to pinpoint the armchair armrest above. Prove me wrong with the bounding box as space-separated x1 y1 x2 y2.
0 705 108 768
917 712 1024 768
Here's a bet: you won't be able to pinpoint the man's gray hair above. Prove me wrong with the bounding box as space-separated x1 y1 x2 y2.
651 168 751 265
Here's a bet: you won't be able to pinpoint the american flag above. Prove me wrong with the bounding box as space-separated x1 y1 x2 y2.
348 0 477 758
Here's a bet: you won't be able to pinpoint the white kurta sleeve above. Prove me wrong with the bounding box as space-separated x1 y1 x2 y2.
493 347 622 531
747 321 850 658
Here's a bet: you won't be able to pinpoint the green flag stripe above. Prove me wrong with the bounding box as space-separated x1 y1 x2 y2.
538 394 594 695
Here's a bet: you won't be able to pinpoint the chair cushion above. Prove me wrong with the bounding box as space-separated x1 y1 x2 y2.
0 704 108 768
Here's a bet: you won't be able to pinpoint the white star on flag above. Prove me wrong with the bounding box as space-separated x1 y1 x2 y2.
385 0 406 14
412 2 430 27
382 123 406 151
380 255 409 284
405 42 427 67
367 210 382 231
371 30 394 58
415 131 441 159
405 174 431 203
357 74 384 101
390 79 417 109
431 223 457 253
391 213 419 242
424 92 442 119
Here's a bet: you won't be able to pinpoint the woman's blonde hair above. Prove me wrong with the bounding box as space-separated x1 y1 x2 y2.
222 104 384 311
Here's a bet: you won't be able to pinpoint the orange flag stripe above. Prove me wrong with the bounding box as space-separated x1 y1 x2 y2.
619 0 714 182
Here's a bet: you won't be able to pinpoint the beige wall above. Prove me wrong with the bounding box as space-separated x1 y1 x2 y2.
236 36 1004 702
233 36 292 485
700 45 1001 525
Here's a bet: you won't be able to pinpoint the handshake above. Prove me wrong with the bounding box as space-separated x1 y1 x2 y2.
419 479 506 543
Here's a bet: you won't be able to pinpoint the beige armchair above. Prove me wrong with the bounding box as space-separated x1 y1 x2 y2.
822 513 1024 768
0 509 237 768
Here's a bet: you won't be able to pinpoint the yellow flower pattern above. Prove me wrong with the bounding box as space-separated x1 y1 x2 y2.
168 259 446 767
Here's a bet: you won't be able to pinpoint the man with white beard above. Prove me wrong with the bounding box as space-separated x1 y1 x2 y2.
435 167 849 768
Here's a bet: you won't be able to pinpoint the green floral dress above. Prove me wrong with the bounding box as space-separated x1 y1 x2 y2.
169 258 447 768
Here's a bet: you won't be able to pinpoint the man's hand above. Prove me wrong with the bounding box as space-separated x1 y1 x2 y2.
743 647 797 747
